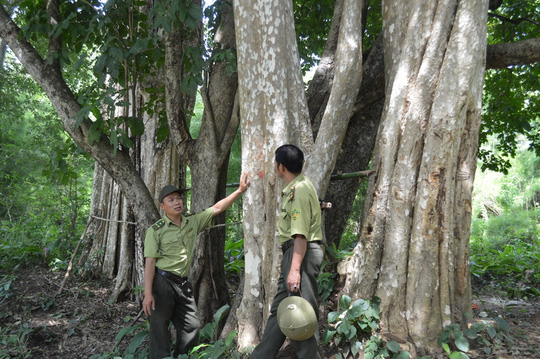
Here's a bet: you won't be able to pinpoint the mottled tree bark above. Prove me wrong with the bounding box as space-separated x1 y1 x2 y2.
233 0 310 346
340 0 488 354
234 0 364 349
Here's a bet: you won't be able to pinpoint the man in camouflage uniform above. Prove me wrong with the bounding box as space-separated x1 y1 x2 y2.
143 174 249 359
250 144 324 359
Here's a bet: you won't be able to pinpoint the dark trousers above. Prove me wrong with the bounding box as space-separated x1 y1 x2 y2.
149 273 200 359
250 242 324 359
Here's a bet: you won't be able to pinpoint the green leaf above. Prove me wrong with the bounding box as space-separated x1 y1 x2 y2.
125 331 148 354
352 299 370 311
76 106 90 127
156 121 169 142
94 54 107 73
115 326 136 342
442 342 451 355
495 316 510 332
110 129 118 152
396 351 411 359
453 328 464 339
463 327 480 339
450 352 461 359
199 322 213 341
213 304 230 324
337 319 353 336
352 341 363 357
88 123 102 145
73 52 87 71
328 311 341 323
188 4 203 20
224 330 236 346
386 340 402 353
454 336 469 352
126 117 144 136
345 324 357 340
339 295 352 310
208 341 226 359
486 326 496 338
347 304 364 318
129 38 149 55
322 329 336 345
109 46 123 60
177 4 188 22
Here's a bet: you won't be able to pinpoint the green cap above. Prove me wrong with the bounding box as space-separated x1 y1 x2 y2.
159 185 183 203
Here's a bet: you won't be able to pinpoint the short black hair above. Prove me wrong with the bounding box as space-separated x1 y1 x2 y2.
275 144 304 174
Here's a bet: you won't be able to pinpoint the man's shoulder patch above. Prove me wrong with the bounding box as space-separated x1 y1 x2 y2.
152 219 166 231
288 186 296 201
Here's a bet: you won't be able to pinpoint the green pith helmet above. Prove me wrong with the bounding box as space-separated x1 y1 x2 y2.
277 296 317 341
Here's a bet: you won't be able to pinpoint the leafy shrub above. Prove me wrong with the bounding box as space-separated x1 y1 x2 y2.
470 241 540 299
224 237 244 277
185 304 241 359
0 275 15 305
439 314 512 358
317 262 335 305
484 210 539 248
89 318 149 359
0 323 34 359
317 244 353 306
322 295 410 359
0 222 46 271
93 305 240 359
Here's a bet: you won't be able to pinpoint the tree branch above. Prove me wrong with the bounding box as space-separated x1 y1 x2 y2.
308 0 364 196
488 11 540 26
486 38 540 69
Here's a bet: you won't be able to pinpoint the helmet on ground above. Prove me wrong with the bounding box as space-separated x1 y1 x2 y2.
277 296 317 341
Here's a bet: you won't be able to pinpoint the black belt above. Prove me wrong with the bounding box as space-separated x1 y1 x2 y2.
156 269 188 286
281 240 322 253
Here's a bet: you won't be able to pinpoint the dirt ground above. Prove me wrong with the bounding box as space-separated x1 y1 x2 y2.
0 267 538 358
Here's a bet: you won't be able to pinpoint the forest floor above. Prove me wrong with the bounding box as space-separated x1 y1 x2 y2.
0 266 538 359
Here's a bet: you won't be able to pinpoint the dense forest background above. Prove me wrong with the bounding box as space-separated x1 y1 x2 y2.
1 0 539 358
1 53 539 357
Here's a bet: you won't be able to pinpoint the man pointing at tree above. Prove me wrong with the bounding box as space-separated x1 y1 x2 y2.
143 174 250 359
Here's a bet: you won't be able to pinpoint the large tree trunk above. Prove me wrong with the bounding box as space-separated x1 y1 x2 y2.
84 72 183 301
234 0 364 349
340 0 488 354
311 36 385 249
304 0 363 196
306 2 540 251
233 0 310 346
162 0 241 325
